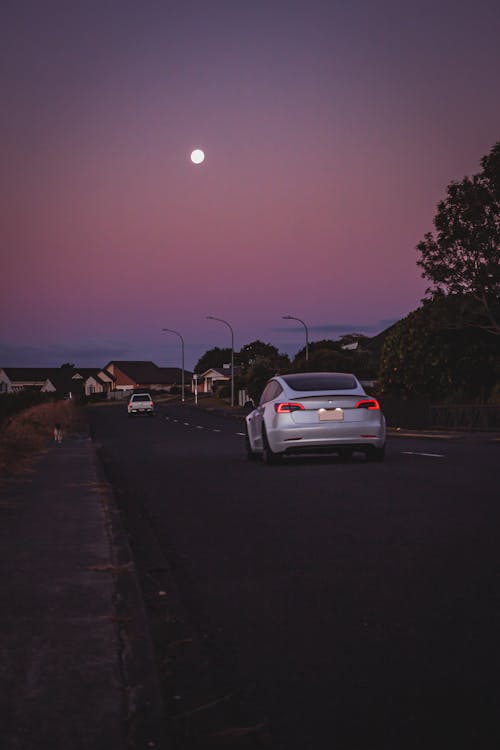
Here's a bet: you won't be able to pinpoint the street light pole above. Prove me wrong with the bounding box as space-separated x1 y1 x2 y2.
282 315 309 363
162 328 185 402
206 316 235 407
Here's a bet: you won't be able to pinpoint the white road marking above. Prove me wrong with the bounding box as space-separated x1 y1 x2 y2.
184 422 190 426
196 425 204 429
402 451 445 458
213 429 221 433
235 432 245 437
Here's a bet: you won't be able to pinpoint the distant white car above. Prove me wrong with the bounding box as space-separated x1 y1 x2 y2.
245 372 386 464
127 392 155 417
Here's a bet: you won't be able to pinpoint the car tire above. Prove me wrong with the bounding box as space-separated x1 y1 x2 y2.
367 445 385 462
262 427 282 465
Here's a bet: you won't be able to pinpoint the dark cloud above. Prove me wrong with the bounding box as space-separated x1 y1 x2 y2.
273 320 397 336
0 340 139 368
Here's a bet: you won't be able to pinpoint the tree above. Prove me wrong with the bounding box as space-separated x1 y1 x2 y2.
416 141 500 335
237 341 290 402
291 338 378 379
194 347 232 374
379 296 500 400
292 339 338 370
238 340 281 367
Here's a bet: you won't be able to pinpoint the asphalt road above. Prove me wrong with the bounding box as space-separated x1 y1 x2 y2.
89 402 499 749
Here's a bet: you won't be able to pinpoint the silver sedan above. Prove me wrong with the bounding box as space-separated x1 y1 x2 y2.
245 372 386 464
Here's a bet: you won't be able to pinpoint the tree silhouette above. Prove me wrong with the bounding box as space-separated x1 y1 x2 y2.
417 141 500 335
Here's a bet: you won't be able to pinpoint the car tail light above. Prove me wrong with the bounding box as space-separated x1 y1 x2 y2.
275 402 305 413
355 398 380 410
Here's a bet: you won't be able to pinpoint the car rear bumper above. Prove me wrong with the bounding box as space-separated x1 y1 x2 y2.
268 422 386 454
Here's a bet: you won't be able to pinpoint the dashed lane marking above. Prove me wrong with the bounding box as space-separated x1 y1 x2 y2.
402 451 445 458
235 432 246 437
161 419 233 436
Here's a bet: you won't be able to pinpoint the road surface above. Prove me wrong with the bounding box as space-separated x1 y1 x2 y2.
89 402 499 749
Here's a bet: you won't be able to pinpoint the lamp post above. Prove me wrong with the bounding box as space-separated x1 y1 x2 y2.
162 328 185 402
206 316 235 407
282 314 309 363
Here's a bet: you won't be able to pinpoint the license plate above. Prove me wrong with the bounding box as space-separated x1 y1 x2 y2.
319 408 344 421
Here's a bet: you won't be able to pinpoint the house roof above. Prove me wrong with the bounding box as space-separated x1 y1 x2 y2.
157 367 193 381
104 361 192 384
1 367 78 394
72 367 114 386
2 367 56 382
199 367 241 378
98 368 116 381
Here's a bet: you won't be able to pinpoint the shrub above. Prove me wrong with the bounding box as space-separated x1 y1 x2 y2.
0 400 79 476
0 391 50 426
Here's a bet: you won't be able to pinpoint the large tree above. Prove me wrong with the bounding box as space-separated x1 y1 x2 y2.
417 141 500 335
194 346 232 374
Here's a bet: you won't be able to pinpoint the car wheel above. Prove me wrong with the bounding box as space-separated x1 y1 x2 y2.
367 445 385 462
262 427 282 465
245 426 258 461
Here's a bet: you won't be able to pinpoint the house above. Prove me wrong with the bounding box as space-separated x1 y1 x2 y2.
196 366 240 394
71 367 116 396
103 361 192 392
0 368 58 394
0 367 111 399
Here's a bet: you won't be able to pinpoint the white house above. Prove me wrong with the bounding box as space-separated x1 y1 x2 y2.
0 368 57 394
196 366 237 394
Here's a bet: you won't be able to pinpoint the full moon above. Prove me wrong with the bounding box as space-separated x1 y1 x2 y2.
190 149 205 164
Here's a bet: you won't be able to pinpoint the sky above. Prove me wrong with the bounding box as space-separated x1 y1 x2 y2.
2 0 499 371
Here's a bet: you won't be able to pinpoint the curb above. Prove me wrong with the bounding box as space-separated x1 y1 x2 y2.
90 442 168 749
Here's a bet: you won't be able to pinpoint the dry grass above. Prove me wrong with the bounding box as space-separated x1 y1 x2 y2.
0 400 81 477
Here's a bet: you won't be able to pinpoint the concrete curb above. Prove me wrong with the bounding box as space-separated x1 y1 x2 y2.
90 442 168 749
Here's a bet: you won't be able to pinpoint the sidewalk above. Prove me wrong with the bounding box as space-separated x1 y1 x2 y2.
0 434 166 750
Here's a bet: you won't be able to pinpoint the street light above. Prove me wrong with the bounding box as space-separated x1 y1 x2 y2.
282 314 309 362
206 316 235 407
162 328 185 402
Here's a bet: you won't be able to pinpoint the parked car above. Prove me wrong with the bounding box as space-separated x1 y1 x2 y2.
245 372 386 464
127 392 155 417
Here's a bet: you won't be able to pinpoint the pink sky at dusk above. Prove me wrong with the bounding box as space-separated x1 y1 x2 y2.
2 0 500 370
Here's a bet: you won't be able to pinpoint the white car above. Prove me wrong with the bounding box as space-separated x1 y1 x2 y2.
127 392 155 417
245 372 386 464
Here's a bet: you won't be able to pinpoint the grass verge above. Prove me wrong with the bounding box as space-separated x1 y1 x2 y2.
0 400 84 477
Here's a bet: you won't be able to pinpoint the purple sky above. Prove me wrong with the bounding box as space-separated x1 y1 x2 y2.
2 0 499 370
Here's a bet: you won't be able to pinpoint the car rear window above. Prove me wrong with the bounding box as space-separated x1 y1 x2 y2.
282 373 358 391
132 394 151 401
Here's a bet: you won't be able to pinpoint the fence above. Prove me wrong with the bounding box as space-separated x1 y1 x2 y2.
430 404 500 431
379 396 500 431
